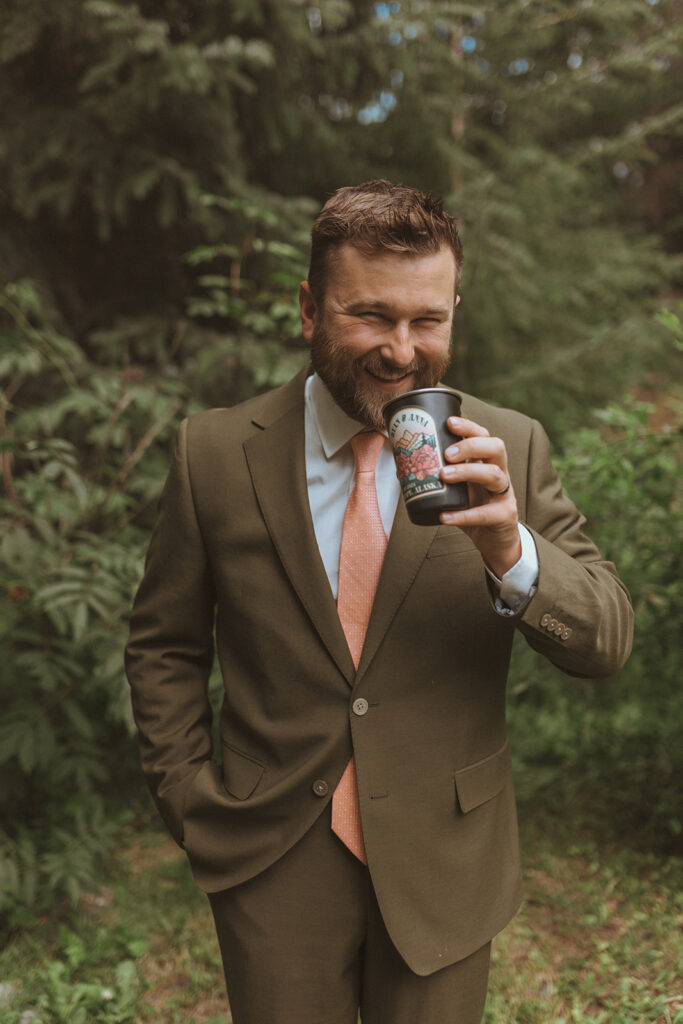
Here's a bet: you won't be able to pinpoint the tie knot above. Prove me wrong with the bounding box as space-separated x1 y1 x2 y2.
350 431 385 474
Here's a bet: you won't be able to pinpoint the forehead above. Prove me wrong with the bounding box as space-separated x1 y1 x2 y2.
326 243 457 307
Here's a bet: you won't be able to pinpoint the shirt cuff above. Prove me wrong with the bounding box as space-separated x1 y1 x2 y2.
486 523 539 616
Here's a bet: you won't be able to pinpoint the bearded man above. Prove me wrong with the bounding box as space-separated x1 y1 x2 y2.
125 180 633 1024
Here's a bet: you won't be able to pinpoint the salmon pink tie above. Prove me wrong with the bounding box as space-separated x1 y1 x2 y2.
332 431 388 863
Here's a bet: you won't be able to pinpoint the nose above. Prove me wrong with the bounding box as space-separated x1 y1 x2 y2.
380 321 415 367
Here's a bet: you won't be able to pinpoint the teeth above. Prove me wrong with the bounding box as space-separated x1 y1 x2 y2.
369 371 408 381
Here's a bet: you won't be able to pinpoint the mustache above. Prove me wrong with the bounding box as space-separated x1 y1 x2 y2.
360 353 428 379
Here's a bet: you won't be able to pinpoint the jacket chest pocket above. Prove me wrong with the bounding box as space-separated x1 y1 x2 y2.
427 530 478 560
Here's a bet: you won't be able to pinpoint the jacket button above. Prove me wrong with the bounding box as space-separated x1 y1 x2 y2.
352 698 369 716
312 779 328 797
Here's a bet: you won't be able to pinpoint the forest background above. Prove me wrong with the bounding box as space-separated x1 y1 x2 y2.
0 0 681 1020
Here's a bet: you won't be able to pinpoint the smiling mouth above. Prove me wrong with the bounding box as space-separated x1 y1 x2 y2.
365 368 412 383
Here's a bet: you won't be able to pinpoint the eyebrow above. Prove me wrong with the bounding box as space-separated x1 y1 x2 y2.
346 301 451 318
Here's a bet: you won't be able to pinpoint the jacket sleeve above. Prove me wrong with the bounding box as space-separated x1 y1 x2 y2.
515 418 634 678
125 418 216 844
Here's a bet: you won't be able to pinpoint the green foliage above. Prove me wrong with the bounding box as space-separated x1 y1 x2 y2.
419 0 683 425
485 839 682 1023
0 201 308 928
508 361 683 850
0 920 143 1023
1 0 681 431
1 821 679 1021
0 279 181 929
181 189 311 405
0 0 401 351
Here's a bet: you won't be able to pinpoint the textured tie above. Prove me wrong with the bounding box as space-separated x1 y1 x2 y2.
332 431 388 863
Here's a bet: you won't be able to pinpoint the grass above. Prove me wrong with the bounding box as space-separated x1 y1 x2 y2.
484 829 682 1023
0 809 680 1023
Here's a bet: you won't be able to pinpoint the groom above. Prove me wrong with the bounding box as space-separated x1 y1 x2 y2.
125 179 633 1023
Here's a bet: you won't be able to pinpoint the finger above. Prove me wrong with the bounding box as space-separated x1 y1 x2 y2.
439 502 514 528
446 416 490 439
443 436 507 466
441 463 511 494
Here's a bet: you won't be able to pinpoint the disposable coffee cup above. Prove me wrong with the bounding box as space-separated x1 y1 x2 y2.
383 388 469 526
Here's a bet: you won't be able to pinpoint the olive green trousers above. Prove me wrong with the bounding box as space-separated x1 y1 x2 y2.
208 807 490 1024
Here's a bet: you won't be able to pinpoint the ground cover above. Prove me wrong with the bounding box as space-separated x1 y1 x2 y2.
0 813 680 1023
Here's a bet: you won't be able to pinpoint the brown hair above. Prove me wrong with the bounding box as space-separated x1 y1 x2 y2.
307 179 463 305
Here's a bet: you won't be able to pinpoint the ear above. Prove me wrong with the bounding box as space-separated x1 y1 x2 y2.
299 281 318 344
455 294 461 308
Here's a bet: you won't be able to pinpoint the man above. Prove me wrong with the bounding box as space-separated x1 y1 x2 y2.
125 180 633 1023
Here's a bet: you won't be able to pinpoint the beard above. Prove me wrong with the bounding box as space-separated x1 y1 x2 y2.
310 321 452 431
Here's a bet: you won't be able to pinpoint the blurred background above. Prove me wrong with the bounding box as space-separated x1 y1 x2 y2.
0 1 681 1020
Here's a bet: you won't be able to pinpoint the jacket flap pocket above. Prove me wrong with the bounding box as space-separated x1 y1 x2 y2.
221 742 266 800
427 530 477 559
454 739 510 813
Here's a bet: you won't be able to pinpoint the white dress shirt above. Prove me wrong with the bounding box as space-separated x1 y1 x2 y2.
304 373 538 612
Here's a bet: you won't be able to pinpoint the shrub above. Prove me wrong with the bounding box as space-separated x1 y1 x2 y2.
509 374 682 851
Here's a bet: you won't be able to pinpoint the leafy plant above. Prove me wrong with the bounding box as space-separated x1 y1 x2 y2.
0 190 309 930
0 922 143 1023
508 352 682 850
0 279 179 929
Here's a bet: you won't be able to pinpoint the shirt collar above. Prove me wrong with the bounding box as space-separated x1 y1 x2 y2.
308 372 366 459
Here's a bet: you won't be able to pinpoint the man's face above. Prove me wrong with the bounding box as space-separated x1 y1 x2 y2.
299 243 459 430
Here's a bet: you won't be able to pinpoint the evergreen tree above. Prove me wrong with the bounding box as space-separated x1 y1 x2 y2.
354 0 683 429
1 0 680 426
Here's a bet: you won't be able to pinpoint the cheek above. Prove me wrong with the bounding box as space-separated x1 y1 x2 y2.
338 327 382 360
417 333 451 362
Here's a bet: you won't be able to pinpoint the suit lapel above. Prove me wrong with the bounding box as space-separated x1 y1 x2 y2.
356 498 438 683
244 380 356 685
244 368 444 687
356 384 470 681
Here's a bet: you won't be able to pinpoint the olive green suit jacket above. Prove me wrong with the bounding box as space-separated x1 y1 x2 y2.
125 367 633 976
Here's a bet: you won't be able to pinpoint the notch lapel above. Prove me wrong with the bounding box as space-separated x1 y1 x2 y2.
244 396 356 685
356 498 438 683
243 368 443 688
